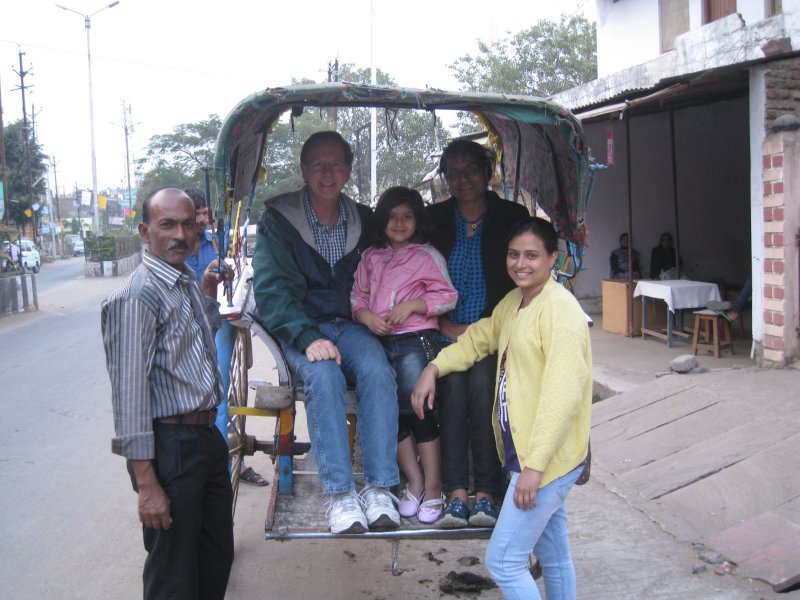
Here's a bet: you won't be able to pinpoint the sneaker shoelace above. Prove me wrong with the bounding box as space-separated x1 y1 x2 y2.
360 486 399 507
325 492 364 518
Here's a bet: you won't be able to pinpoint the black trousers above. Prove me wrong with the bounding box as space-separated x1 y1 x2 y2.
128 422 234 600
437 353 505 498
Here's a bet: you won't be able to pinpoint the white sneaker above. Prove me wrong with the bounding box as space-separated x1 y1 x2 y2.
360 486 400 529
325 491 368 534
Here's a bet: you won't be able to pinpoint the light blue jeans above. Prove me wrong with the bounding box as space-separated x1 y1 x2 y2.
280 319 400 494
486 466 582 599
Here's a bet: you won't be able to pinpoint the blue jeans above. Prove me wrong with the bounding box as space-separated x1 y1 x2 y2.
486 466 582 599
280 319 399 494
734 276 752 314
381 329 440 415
382 330 441 443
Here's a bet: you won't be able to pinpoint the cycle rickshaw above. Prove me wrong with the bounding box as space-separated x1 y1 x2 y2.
210 83 595 548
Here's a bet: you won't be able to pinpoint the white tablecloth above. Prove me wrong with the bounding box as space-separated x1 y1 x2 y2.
633 280 721 313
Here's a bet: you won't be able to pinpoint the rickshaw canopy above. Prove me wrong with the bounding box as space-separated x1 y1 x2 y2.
214 82 593 248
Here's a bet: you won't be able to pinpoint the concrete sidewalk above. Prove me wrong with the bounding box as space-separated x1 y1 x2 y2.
587 318 800 596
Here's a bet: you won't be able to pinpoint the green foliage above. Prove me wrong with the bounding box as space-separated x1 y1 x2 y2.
85 233 141 259
135 115 222 218
2 119 49 225
334 64 447 202
450 14 597 134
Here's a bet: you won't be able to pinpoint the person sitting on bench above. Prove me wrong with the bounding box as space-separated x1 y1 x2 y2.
252 131 400 534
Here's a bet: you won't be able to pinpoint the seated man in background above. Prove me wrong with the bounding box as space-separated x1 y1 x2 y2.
609 232 641 279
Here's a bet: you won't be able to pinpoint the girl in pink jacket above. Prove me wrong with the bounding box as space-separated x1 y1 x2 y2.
351 186 457 524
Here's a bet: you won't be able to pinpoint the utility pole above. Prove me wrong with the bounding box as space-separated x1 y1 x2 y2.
327 58 339 127
75 182 81 226
50 157 61 222
12 48 36 243
0 72 8 225
122 100 134 223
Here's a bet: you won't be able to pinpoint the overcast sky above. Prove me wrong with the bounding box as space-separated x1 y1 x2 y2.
1 0 594 195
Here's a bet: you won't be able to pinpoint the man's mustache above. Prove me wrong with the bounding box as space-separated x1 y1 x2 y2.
168 241 190 251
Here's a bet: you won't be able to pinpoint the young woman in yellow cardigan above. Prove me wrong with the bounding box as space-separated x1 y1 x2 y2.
412 217 592 599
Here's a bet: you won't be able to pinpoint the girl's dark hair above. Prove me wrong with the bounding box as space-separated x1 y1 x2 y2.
507 216 559 255
370 186 431 247
438 139 495 181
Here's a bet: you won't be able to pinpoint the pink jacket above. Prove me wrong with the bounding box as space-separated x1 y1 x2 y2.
351 243 458 335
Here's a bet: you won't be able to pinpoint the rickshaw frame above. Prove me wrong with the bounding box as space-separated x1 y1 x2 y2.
210 82 595 543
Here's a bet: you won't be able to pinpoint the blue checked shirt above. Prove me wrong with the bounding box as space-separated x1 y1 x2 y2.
303 192 348 266
446 208 487 327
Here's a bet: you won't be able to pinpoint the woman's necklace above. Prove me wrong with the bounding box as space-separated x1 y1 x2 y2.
464 209 487 232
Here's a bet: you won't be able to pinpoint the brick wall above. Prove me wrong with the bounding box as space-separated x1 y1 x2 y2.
761 127 799 366
764 56 800 131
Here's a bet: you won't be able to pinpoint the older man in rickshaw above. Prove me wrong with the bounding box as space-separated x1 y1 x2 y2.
252 131 401 534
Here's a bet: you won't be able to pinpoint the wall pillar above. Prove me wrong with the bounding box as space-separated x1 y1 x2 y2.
760 121 799 366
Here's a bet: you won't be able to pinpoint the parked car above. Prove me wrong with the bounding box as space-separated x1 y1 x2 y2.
19 239 41 273
65 234 85 256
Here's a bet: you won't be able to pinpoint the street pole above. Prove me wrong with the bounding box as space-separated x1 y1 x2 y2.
0 72 8 225
123 101 133 230
369 0 377 206
57 1 120 236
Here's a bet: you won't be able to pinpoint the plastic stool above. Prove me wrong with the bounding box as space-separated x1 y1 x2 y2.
691 310 734 358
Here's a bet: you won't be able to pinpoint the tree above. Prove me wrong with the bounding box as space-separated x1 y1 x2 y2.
451 14 596 96
302 64 448 203
2 119 48 227
450 14 597 132
136 114 222 204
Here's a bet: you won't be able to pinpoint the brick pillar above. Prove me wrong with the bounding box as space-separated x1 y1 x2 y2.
761 120 799 366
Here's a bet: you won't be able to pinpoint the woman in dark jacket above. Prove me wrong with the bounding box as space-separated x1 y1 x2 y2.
649 232 682 279
426 139 529 528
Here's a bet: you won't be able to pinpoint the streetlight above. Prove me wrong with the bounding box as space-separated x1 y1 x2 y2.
56 1 120 236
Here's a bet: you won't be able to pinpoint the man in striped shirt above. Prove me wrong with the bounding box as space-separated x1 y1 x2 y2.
101 187 234 600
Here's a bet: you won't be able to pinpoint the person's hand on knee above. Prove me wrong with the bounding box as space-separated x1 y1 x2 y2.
305 338 342 365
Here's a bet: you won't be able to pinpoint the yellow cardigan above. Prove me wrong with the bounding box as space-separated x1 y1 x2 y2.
432 278 592 488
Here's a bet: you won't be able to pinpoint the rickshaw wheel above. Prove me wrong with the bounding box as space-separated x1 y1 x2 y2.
227 326 252 518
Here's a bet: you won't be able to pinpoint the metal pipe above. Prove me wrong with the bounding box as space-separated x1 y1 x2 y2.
56 2 121 235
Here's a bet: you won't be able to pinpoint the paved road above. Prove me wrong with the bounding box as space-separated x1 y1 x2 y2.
0 271 783 599
33 256 87 295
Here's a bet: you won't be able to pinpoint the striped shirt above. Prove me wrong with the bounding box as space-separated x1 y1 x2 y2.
303 191 348 266
101 251 223 460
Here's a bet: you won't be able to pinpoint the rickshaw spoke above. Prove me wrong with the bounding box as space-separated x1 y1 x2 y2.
227 327 251 518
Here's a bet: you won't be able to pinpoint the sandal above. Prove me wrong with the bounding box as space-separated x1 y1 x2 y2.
397 487 423 518
240 466 268 486
417 493 446 524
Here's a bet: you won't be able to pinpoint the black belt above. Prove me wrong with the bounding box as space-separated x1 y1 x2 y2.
156 408 217 427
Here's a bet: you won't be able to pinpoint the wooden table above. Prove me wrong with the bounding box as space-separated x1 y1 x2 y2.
633 280 722 347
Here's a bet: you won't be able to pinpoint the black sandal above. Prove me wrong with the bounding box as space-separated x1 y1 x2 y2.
240 466 268 486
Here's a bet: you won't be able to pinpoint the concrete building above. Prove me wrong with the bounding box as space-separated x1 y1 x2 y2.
553 0 800 366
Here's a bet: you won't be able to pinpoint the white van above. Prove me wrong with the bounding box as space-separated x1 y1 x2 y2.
19 239 41 273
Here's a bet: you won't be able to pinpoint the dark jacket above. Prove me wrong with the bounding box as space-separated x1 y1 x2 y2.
609 246 640 278
253 188 372 352
649 245 682 279
426 191 529 318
